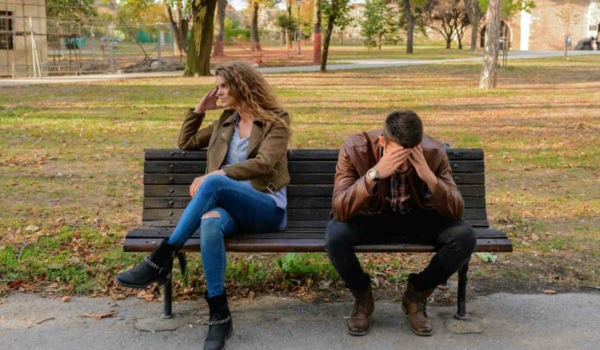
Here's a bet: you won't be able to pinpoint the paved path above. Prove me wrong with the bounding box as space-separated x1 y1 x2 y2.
1 292 599 350
2 51 599 87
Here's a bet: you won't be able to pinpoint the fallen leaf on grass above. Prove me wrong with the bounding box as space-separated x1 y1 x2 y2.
25 225 40 232
61 296 72 303
543 289 557 295
82 312 117 320
7 280 24 288
476 253 497 263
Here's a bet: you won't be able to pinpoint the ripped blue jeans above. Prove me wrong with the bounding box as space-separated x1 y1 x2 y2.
167 175 285 297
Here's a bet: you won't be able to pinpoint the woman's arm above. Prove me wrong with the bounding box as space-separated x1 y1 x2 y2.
178 110 215 150
178 89 223 150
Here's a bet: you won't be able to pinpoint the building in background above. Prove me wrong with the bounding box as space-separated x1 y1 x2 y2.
0 0 48 77
462 0 600 51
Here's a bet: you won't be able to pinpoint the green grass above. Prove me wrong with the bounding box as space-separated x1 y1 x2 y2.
1 54 599 296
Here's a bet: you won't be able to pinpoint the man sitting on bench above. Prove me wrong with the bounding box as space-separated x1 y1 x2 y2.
325 110 476 337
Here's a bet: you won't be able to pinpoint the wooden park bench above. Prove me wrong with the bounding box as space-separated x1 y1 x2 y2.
123 148 512 319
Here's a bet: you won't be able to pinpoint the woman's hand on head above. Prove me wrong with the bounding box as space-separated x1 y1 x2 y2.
194 89 224 114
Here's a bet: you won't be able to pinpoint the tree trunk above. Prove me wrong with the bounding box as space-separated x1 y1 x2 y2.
251 2 261 52
213 0 226 56
287 2 294 49
320 16 335 72
457 31 464 49
164 1 188 59
403 0 414 54
470 11 480 52
479 0 500 90
465 0 480 52
313 0 322 64
446 38 452 49
185 0 218 77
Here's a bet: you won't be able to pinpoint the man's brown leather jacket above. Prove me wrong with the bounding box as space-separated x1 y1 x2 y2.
332 130 464 222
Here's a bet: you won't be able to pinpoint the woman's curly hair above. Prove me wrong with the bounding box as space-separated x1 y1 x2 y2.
215 62 291 135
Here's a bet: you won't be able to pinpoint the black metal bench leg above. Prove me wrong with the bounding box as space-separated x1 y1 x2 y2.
454 257 471 320
162 275 173 319
161 253 186 319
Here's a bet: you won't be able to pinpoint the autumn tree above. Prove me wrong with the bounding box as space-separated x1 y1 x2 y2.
320 0 353 72
479 0 535 88
428 0 469 49
185 0 218 76
479 0 499 89
213 0 227 56
362 0 401 50
164 0 190 58
464 0 480 51
117 0 189 60
313 0 322 62
250 0 264 51
556 0 580 60
399 0 429 54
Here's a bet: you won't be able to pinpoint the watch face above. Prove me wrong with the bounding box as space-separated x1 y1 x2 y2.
368 169 378 180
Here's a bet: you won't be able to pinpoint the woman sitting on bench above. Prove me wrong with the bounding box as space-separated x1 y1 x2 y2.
116 62 291 350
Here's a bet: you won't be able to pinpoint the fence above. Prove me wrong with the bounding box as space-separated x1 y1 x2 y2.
0 0 362 78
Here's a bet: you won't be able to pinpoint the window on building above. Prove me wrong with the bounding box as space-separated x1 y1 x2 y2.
0 11 13 50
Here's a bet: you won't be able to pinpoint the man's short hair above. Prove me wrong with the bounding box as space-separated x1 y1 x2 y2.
382 110 423 148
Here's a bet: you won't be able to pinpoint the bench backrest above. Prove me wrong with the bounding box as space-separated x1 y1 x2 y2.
142 149 488 229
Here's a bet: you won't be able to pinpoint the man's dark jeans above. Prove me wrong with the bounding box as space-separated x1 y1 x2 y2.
325 210 477 292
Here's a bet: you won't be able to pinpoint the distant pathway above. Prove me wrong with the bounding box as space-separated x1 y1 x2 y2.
1 51 598 87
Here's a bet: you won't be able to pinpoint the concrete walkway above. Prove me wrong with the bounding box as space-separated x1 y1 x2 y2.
2 51 599 87
1 292 599 350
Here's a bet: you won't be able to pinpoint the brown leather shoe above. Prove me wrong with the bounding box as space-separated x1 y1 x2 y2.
401 277 435 336
347 285 375 336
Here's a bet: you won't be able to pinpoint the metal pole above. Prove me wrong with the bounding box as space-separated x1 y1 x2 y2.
10 0 15 77
107 25 114 74
29 17 38 77
296 2 302 54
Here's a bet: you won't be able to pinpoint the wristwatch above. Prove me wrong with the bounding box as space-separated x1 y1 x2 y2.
366 168 381 182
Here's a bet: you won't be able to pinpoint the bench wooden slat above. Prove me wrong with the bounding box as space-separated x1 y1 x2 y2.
141 218 491 228
126 227 508 240
144 184 486 198
143 196 487 209
144 149 484 161
124 237 511 253
142 208 488 222
144 160 485 175
144 172 486 186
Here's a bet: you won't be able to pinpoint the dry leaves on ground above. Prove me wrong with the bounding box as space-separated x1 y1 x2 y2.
82 312 117 320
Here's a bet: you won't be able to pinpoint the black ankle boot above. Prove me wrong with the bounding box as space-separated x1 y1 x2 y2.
115 240 181 289
204 292 233 350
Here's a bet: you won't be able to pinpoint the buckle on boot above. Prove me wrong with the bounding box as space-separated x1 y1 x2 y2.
144 256 169 276
208 316 231 325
